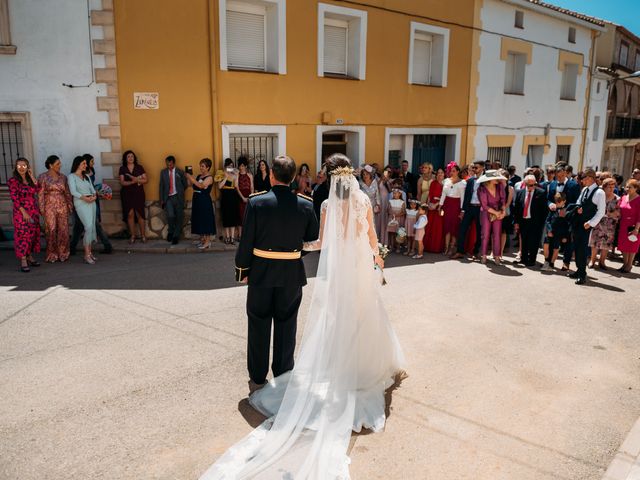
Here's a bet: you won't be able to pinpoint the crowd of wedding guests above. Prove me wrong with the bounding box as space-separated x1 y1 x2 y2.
6 148 640 282
335 159 640 283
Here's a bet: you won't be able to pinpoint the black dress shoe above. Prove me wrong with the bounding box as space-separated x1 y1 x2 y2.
167 236 173 243
567 272 580 279
28 259 41 267
575 277 586 285
525 262 536 267
102 245 113 254
172 237 179 245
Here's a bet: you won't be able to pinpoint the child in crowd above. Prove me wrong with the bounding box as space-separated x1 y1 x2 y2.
387 188 406 252
412 203 428 259
404 198 419 256
541 192 570 271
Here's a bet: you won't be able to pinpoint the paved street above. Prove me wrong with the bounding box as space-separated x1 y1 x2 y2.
0 248 639 480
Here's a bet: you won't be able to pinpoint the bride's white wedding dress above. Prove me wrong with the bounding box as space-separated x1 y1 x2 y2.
200 171 404 479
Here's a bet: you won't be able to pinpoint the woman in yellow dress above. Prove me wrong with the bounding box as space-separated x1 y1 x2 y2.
416 162 433 204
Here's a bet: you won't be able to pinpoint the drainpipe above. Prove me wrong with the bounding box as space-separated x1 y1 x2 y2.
579 29 600 171
207 0 222 170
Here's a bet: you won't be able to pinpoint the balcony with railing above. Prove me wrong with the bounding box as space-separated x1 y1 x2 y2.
607 116 640 139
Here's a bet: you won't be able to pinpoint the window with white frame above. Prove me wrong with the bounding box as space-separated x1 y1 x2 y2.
318 3 367 79
560 63 579 100
408 22 449 87
219 0 286 74
504 52 526 95
619 41 629 67
0 0 16 54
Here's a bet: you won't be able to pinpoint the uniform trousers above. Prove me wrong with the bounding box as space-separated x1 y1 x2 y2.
247 284 303 385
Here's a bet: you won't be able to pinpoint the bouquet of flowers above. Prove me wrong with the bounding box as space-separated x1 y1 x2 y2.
375 243 389 286
96 183 113 200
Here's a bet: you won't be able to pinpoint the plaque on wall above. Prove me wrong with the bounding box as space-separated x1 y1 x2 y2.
133 92 159 110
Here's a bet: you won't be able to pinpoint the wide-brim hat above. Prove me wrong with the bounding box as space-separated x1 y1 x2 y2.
477 169 507 184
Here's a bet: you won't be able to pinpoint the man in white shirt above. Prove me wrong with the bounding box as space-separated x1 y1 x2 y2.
568 168 606 285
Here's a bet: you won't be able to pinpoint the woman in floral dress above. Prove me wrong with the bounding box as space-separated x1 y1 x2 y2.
588 178 619 270
38 155 73 263
8 158 41 272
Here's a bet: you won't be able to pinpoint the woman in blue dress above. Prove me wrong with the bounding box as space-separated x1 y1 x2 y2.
187 158 216 249
68 156 97 264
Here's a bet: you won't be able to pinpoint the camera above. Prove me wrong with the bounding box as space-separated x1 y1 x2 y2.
185 165 193 175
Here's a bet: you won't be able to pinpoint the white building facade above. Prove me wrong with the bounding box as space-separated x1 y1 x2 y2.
0 0 111 184
472 0 604 174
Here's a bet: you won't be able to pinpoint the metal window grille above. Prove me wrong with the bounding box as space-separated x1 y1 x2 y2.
487 147 511 167
556 145 571 164
229 135 277 174
1 121 24 185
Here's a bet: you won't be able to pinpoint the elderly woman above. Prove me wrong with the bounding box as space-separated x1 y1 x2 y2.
477 170 507 265
38 155 73 263
588 178 619 270
359 165 381 235
617 179 640 273
68 156 98 264
8 158 41 272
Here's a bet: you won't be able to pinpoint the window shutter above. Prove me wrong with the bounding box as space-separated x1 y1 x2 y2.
412 34 432 84
504 53 515 93
324 23 347 75
226 9 265 70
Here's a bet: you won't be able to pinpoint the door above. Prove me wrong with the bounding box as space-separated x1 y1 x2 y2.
412 135 446 173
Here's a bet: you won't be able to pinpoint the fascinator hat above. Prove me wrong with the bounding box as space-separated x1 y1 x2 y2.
445 161 458 177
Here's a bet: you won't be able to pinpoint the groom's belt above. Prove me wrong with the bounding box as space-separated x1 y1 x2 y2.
253 248 301 260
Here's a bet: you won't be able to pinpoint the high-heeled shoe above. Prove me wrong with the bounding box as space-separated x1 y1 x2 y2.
84 256 95 265
128 236 136 245
141 236 147 244
27 258 41 267
198 242 211 250
20 264 30 273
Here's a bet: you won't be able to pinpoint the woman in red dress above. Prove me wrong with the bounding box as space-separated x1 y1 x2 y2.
424 168 445 253
8 158 41 272
236 156 254 238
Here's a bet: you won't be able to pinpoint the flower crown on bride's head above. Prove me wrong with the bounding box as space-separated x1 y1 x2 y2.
331 166 355 177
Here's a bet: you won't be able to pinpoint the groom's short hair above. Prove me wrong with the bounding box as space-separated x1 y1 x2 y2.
272 155 296 184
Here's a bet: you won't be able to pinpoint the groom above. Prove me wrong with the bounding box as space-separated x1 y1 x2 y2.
235 155 320 393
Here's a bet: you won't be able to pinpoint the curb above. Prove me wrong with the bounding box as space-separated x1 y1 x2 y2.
0 240 237 255
603 417 640 480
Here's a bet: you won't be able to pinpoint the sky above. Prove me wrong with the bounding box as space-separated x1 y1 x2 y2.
545 0 640 37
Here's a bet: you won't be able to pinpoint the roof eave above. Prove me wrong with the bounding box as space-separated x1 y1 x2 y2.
500 0 606 31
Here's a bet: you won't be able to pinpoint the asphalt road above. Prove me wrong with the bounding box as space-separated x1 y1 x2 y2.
0 248 639 479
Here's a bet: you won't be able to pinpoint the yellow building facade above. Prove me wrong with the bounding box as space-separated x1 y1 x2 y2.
108 0 478 201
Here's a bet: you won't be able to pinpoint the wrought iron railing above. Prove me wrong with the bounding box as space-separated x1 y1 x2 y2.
0 121 24 184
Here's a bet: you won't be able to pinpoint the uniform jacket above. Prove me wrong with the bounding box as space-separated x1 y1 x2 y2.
235 185 320 287
461 176 479 211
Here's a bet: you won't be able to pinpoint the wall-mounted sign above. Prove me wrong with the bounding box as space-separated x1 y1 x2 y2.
335 118 344 125
133 92 159 110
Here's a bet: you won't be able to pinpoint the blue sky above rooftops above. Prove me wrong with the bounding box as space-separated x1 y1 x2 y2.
546 0 640 38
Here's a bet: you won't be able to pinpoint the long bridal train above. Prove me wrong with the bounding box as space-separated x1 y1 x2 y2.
199 169 405 479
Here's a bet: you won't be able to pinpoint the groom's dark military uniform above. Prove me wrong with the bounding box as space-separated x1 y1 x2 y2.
235 184 320 385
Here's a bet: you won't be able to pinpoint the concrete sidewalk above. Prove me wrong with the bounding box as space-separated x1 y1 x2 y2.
0 249 639 479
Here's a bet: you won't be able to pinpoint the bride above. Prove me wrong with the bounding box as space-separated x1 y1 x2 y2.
200 153 405 479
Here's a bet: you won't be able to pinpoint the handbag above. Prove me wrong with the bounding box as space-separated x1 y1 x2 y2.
489 213 498 222
387 216 398 229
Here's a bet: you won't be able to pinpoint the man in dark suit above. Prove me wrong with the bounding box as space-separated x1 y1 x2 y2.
451 160 485 259
546 163 580 269
513 174 548 267
235 155 320 393
159 155 188 245
401 160 417 199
